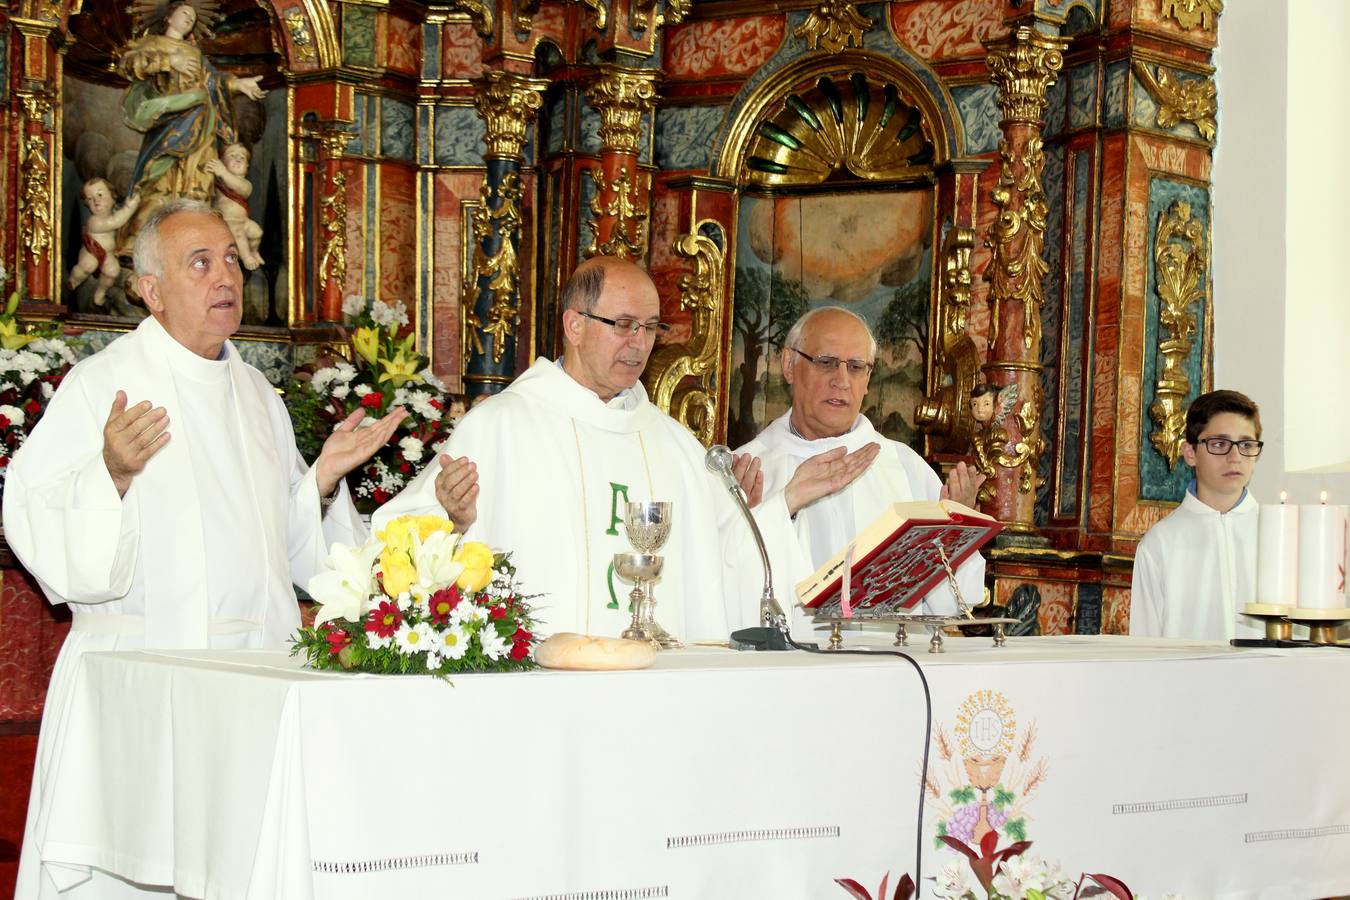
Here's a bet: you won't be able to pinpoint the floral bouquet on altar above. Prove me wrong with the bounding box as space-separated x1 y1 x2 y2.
0 287 81 490
284 296 454 512
291 514 540 675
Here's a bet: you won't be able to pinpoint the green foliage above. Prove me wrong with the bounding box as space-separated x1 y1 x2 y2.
1004 818 1026 842
950 786 976 805
993 786 1016 809
733 266 810 350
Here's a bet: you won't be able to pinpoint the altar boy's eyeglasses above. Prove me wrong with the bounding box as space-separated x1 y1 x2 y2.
577 311 670 337
1195 437 1265 457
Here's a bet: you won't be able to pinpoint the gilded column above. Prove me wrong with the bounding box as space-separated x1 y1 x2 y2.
583 65 658 260
12 7 63 304
465 70 547 396
317 127 350 323
979 25 1066 539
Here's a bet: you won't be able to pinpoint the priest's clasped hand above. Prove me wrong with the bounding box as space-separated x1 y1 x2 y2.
103 390 170 498
939 461 986 509
434 454 478 530
784 442 881 517
314 407 407 498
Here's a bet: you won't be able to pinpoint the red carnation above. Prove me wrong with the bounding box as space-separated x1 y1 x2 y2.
364 600 402 638
372 488 391 504
510 640 531 662
489 605 507 621
512 627 532 644
0 416 9 430
400 462 411 474
429 398 443 410
427 586 462 624
360 392 384 409
324 626 353 655
24 399 41 415
0 457 9 468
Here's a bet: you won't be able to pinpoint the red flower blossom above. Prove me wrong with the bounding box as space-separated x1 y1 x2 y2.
489 605 507 621
360 392 384 409
0 457 9 468
510 640 531 662
0 416 10 429
429 398 443 410
512 627 532 644
324 626 353 655
24 399 41 415
427 586 462 624
364 600 402 638
372 488 391 504
399 462 411 474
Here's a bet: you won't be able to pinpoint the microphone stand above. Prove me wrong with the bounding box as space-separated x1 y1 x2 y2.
707 445 792 651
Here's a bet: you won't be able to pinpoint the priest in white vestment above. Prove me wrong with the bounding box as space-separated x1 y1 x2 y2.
1130 389 1264 640
7 200 406 900
376 257 851 640
732 307 988 640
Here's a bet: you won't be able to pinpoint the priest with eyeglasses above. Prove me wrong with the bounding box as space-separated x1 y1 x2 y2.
376 256 826 640
732 306 988 638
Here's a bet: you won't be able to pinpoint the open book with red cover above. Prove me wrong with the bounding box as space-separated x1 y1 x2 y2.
795 499 1000 616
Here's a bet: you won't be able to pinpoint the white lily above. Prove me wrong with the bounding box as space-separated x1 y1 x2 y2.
414 528 465 592
309 540 383 626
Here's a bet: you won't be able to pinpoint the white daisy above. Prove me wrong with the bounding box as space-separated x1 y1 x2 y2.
479 624 509 661
439 624 470 660
394 621 434 654
367 631 393 651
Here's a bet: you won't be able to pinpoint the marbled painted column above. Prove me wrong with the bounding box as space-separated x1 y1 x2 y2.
465 70 547 396
584 65 658 260
12 8 63 304
980 25 1067 541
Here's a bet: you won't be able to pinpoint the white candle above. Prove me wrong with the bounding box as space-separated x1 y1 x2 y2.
1256 495 1299 604
1297 493 1349 609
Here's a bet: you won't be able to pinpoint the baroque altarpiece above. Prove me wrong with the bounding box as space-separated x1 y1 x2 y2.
0 0 1224 717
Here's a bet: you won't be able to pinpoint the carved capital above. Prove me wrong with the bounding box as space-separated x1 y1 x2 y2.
793 1 872 54
1161 0 1223 31
1133 62 1217 143
585 66 659 156
472 71 548 161
984 26 1067 125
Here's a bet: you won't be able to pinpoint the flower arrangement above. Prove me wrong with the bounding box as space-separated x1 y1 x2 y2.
291 514 540 675
0 288 81 489
931 833 1131 900
285 296 454 512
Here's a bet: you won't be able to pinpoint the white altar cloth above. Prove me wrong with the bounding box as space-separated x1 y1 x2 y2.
25 636 1350 899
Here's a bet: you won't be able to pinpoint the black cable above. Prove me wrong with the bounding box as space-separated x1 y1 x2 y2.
784 632 934 897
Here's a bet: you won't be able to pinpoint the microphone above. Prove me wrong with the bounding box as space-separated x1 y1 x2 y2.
706 445 791 650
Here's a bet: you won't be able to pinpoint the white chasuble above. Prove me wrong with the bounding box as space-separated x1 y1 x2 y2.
734 412 987 639
1130 490 1262 641
376 358 774 640
7 316 363 899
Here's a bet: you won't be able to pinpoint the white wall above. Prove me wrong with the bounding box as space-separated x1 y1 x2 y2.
1212 0 1350 502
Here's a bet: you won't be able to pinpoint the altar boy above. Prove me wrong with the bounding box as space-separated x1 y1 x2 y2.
1130 390 1265 640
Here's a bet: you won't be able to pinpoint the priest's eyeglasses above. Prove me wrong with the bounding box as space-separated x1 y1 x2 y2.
1194 437 1265 457
790 347 875 377
578 311 670 337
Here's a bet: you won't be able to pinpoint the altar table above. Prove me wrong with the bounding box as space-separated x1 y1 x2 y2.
26 636 1350 899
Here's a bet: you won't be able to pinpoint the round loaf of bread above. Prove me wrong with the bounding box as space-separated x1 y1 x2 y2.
535 632 657 671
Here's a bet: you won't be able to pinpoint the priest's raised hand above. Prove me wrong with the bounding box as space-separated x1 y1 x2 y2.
783 442 881 516
433 454 478 530
314 406 408 498
102 390 170 497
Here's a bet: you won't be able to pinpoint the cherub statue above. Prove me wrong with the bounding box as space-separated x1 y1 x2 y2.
68 179 141 310
205 142 264 270
969 382 1021 503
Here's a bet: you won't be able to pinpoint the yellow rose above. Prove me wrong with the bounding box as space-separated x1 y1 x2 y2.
453 541 494 592
408 515 456 542
352 326 380 365
380 551 416 598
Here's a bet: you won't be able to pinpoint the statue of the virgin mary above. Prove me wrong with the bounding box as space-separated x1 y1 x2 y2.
118 0 265 252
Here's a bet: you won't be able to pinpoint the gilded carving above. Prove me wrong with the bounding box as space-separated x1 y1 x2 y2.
744 72 934 187
585 66 659 156
793 1 872 54
516 0 605 34
664 0 691 26
986 136 1050 352
585 167 647 260
984 26 1066 125
1148 200 1208 468
645 226 726 446
1161 0 1222 31
283 9 318 62
468 173 526 364
472 71 548 161
448 0 495 38
915 228 979 454
317 170 348 296
19 136 52 268
1133 62 1217 143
